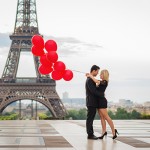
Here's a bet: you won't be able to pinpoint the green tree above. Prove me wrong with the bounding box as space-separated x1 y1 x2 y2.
131 110 141 119
3 112 12 116
141 114 150 119
68 108 149 120
78 108 87 120
38 113 48 120
46 111 52 117
65 109 79 120
108 110 116 119
95 112 100 120
115 108 129 119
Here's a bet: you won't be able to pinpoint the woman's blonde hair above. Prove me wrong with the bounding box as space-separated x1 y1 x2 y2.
100 69 109 82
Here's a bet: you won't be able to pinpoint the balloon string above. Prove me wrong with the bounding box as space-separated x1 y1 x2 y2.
71 70 86 74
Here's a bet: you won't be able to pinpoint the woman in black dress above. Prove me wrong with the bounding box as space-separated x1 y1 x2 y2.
86 70 118 139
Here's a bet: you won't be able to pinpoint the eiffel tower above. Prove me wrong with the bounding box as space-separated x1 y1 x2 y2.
0 0 66 119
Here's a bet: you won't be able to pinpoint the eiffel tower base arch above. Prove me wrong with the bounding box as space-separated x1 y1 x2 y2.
0 79 67 118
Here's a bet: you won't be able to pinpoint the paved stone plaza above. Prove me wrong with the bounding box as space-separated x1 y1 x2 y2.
0 120 149 150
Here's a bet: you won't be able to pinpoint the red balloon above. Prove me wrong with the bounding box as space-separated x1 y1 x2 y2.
38 65 53 75
32 35 44 49
45 40 57 52
51 70 64 80
54 61 66 72
40 54 52 68
46 51 58 63
31 45 45 56
63 70 73 81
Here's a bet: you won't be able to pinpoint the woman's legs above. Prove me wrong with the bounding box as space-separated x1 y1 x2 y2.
99 108 115 136
98 109 106 135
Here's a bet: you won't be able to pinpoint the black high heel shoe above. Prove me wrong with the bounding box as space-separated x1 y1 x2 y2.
98 131 107 139
112 129 119 139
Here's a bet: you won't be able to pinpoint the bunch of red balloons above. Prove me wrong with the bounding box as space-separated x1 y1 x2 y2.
31 35 73 81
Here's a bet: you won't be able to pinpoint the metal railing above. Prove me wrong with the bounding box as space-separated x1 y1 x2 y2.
0 78 55 84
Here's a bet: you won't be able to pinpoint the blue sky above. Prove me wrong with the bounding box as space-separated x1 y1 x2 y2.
0 0 150 103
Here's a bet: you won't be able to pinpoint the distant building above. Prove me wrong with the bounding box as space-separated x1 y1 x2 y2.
13 107 47 116
62 92 69 99
132 105 150 115
143 101 150 107
3 101 48 114
4 102 17 112
62 98 86 109
119 99 133 107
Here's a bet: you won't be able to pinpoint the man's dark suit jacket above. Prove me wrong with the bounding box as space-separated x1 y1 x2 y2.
85 77 104 107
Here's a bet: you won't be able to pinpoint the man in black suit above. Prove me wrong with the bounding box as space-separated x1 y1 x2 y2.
85 65 104 140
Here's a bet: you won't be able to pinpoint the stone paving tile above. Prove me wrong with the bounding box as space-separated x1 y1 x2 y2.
117 137 150 148
19 137 45 146
40 129 59 134
46 148 75 150
135 138 150 144
18 147 47 150
0 137 19 145
44 136 72 147
0 148 18 150
0 120 149 150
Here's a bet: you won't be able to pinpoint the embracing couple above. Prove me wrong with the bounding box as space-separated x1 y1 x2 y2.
85 65 119 140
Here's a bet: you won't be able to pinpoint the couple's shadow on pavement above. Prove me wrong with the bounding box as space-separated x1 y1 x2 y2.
86 137 117 150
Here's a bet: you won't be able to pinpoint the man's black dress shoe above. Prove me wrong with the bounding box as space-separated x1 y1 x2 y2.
87 135 98 140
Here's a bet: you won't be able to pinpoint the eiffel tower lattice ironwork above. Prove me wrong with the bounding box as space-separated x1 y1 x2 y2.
0 0 66 118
